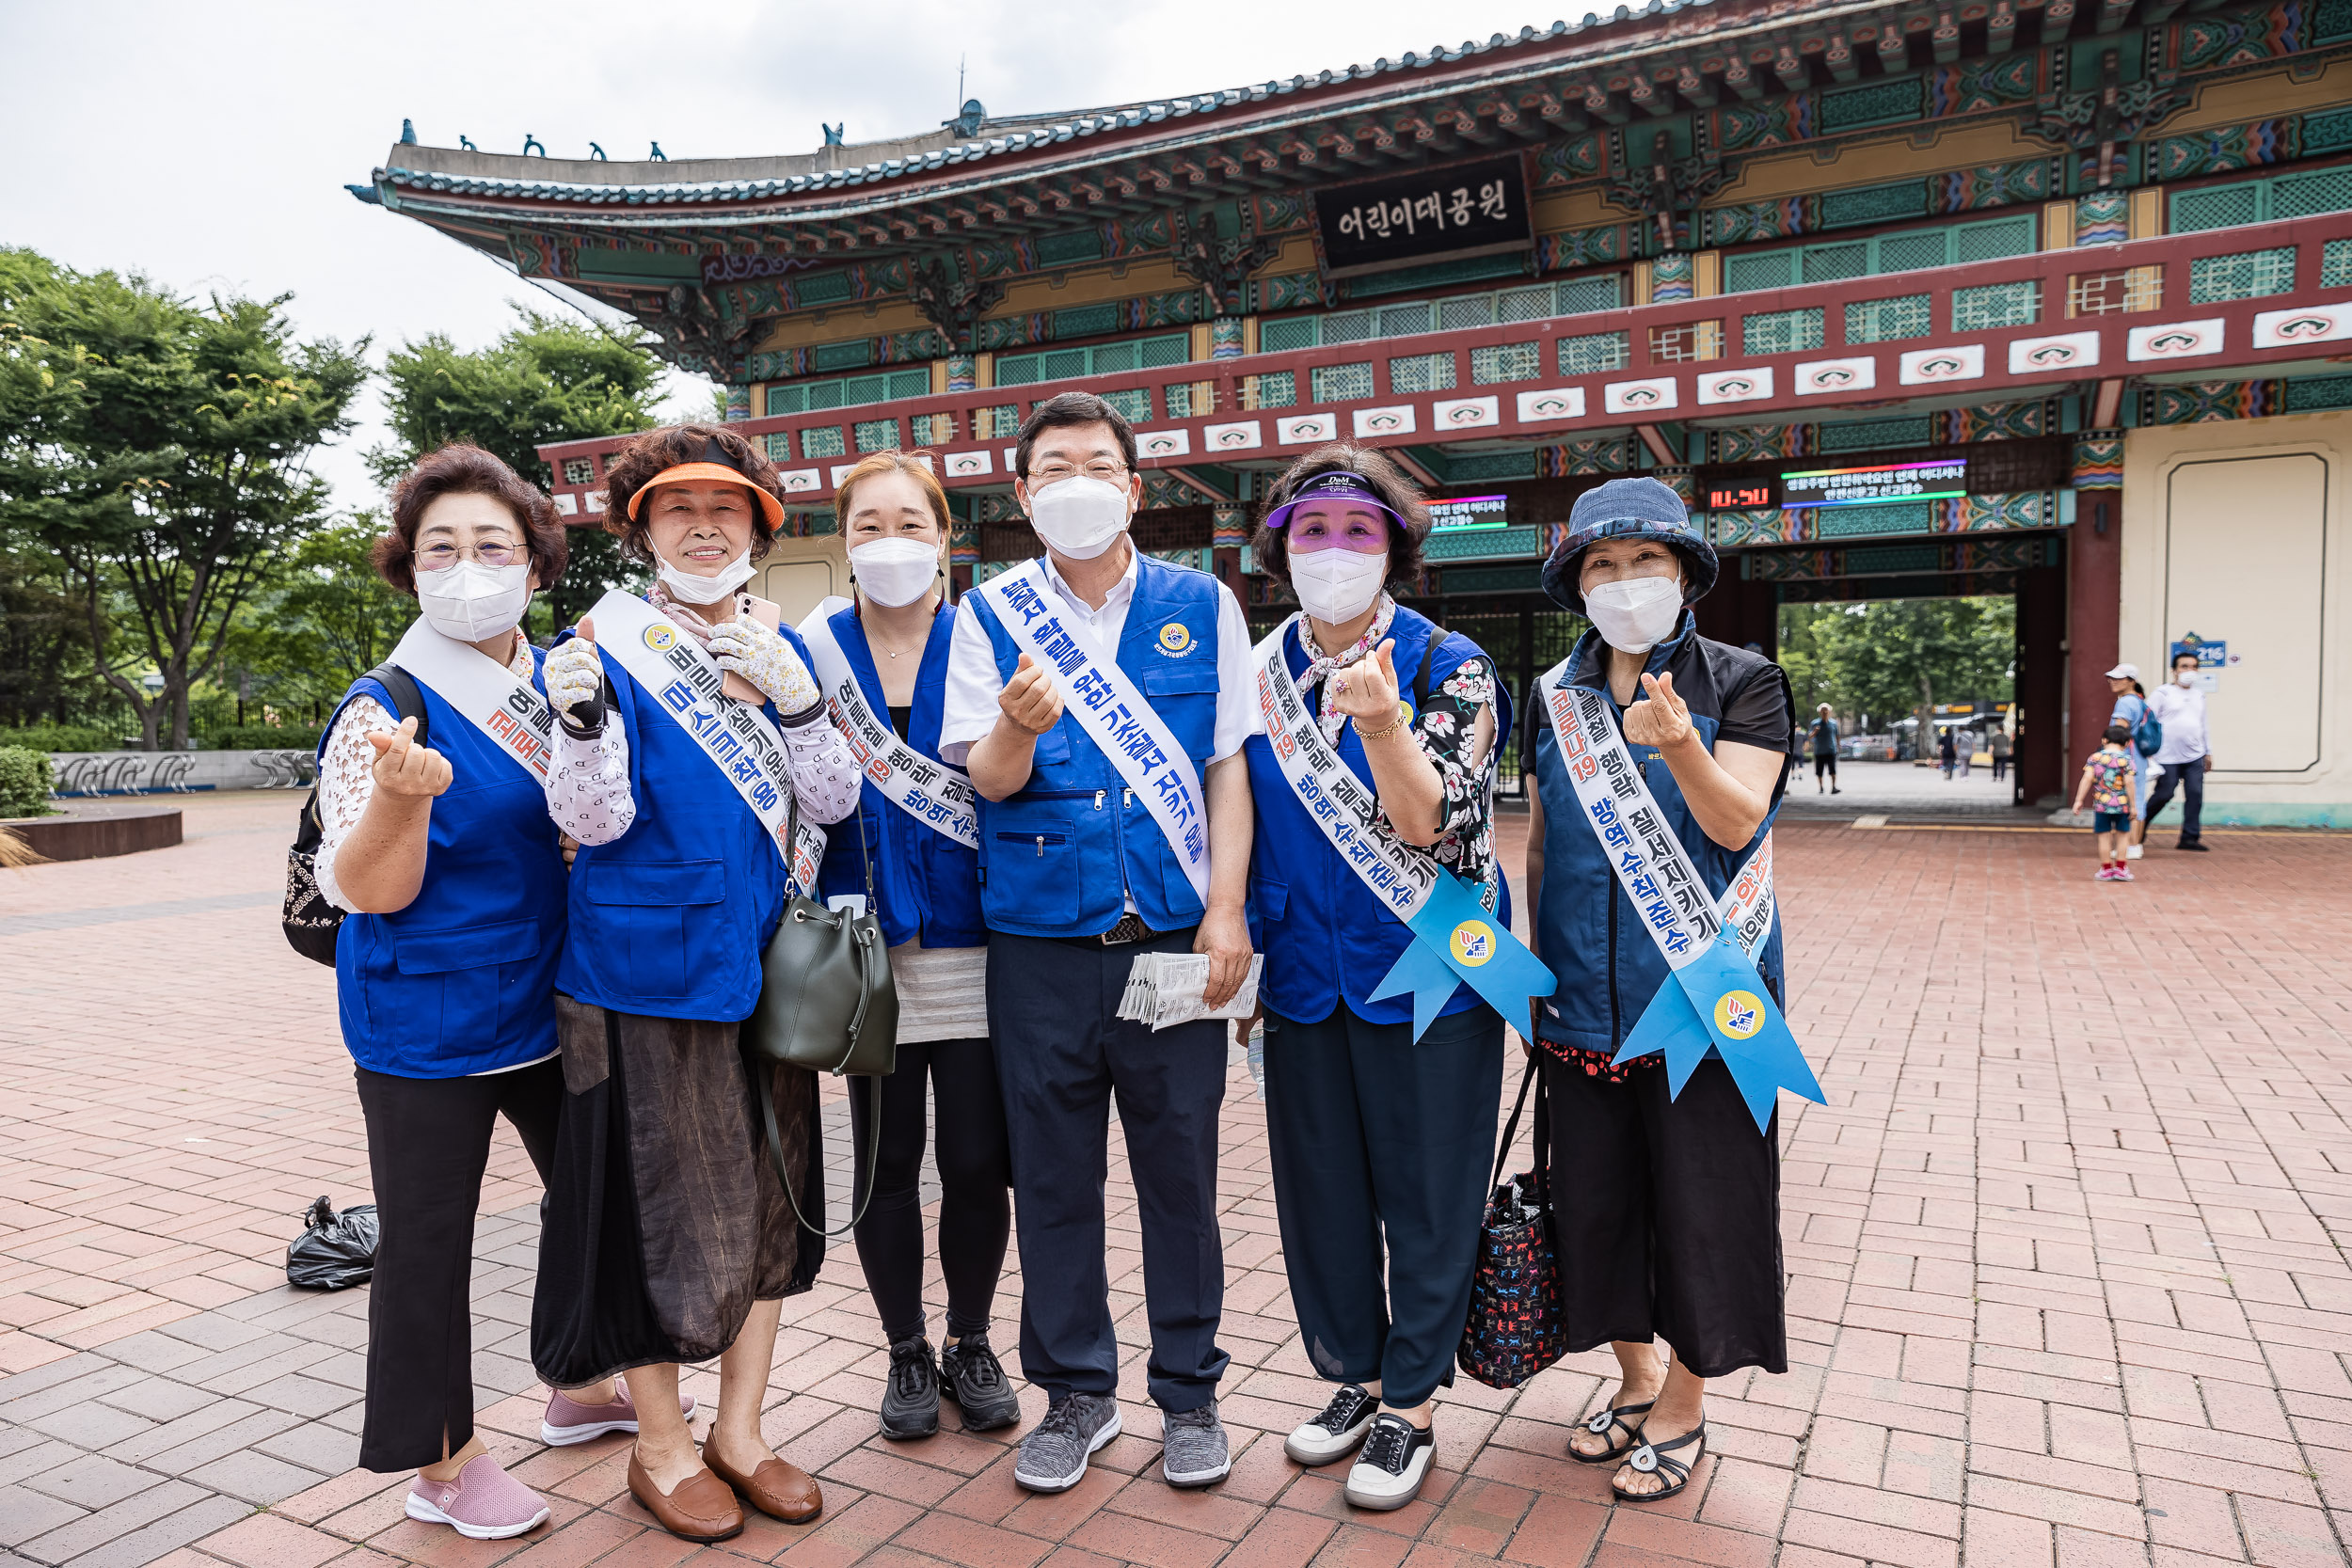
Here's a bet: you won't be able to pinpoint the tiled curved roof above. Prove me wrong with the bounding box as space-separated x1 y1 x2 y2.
375 2 1710 206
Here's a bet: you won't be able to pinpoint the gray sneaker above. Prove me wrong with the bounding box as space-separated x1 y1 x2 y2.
1161 1400 1232 1488
1012 1393 1121 1493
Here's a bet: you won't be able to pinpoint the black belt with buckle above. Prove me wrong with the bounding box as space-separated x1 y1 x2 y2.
1060 911 1168 948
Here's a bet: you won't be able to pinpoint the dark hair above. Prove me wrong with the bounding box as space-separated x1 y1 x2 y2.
1015 391 1137 479
2173 649 2200 666
374 443 567 595
2103 723 2131 745
602 422 783 564
1250 442 1430 595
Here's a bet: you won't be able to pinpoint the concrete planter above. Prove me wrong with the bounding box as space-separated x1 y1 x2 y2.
3 800 184 861
49 749 316 797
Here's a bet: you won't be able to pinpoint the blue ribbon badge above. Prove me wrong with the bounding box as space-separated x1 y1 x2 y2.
1613 929 1823 1133
1367 868 1557 1040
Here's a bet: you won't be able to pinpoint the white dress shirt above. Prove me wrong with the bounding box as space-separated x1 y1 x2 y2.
937 543 1261 765
2148 680 2209 764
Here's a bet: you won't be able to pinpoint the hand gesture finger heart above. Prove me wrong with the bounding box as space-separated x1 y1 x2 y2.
365 716 453 798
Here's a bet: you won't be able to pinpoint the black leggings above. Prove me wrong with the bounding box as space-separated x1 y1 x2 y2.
849 1035 1012 1345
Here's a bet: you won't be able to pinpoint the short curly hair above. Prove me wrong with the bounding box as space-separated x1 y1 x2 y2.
374 443 567 595
601 422 785 564
1251 442 1430 596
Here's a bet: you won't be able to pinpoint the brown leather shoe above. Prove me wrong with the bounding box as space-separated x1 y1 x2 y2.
627 1452 743 1543
705 1446 822 1524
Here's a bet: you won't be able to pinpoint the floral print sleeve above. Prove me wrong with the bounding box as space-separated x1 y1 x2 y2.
1391 654 1500 897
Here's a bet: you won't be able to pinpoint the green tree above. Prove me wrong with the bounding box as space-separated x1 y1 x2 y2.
370 309 662 632
222 515 416 720
0 249 366 749
1784 596 2014 743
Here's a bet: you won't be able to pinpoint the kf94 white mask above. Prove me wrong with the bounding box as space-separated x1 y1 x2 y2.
1026 475 1132 561
849 537 942 608
656 543 756 605
1583 574 1684 654
1290 547 1389 624
417 561 532 643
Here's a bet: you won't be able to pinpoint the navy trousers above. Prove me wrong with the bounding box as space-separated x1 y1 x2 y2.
2144 758 2206 843
986 929 1232 1412
1262 1001 1504 1409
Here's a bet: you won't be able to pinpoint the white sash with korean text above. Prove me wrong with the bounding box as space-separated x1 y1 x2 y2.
1536 662 1775 965
796 597 978 849
1250 617 1439 921
387 619 555 783
589 589 825 894
977 558 1210 903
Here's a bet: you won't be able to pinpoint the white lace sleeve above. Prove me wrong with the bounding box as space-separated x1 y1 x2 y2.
314 697 391 913
548 714 636 846
779 710 863 825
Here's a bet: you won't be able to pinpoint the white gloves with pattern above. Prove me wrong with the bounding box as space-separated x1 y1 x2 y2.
707 616 821 720
543 628 608 732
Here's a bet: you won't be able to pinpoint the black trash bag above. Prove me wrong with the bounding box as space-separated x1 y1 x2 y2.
286 1196 379 1290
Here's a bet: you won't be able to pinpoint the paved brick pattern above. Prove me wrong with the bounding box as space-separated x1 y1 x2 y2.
3 792 2348 1568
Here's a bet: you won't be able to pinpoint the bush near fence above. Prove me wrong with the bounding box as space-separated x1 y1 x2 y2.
204 725 325 752
0 724 121 753
0 748 57 818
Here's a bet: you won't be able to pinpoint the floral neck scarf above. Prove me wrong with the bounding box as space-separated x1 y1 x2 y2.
646 582 752 648
1297 594 1397 744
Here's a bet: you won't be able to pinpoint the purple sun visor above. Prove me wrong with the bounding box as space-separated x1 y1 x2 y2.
1262 470 1405 531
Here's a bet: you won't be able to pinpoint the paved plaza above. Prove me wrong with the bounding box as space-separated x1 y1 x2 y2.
2 791 2348 1568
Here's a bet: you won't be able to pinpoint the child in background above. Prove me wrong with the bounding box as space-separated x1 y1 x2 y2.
2073 724 2142 881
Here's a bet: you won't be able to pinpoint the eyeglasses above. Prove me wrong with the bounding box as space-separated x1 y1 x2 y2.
416 542 521 570
1028 461 1130 485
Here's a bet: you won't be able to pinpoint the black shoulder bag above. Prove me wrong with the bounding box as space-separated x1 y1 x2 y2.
283 665 428 966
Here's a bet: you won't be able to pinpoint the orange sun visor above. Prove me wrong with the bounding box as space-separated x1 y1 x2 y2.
626 462 787 531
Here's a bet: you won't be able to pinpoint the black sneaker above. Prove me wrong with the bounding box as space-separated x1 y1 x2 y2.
1344 1412 1436 1511
1284 1384 1376 1465
941 1332 1022 1433
2178 839 2210 851
879 1335 940 1440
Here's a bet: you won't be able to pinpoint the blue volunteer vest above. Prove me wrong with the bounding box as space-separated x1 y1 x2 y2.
1244 607 1515 1027
329 649 567 1079
963 556 1224 938
555 614 821 1023
1530 614 1789 1058
815 602 984 948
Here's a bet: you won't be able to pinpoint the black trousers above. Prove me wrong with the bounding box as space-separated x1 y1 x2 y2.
987 929 1231 1412
2144 758 2206 842
849 1035 1012 1345
1263 1002 1503 1409
354 1057 563 1472
1541 1053 1787 1380
1812 754 1836 782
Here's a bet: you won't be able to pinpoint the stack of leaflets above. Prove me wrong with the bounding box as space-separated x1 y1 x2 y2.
1116 952 1263 1031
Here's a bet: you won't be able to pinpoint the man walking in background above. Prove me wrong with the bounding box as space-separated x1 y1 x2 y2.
2141 649 2212 852
1808 704 1840 794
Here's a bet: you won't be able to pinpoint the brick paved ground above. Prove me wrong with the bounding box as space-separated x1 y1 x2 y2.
4 791 2348 1568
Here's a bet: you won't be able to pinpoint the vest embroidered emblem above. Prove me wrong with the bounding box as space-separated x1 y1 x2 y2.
1157 622 1194 656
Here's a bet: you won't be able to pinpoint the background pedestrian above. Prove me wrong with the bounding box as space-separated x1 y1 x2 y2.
2143 649 2213 851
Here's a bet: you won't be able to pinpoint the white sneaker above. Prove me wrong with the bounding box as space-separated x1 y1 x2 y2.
1343 1413 1436 1511
2125 843 2144 860
1285 1384 1376 1465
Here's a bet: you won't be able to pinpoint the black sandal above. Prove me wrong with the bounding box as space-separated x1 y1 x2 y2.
1613 1420 1707 1501
1568 1400 1654 1465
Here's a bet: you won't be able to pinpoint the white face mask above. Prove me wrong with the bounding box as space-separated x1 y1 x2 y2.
1290 548 1389 625
850 537 941 609
1025 475 1131 561
656 542 756 605
416 560 532 643
2176 667 2198 687
1583 574 1684 655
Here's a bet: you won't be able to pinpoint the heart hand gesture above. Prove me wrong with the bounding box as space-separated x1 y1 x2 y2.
1621 671 1694 751
1327 641 1405 730
367 716 453 799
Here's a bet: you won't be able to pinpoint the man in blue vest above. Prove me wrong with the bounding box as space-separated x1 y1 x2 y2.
939 390 1257 1496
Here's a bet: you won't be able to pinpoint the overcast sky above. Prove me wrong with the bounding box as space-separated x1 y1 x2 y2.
2 0 1571 510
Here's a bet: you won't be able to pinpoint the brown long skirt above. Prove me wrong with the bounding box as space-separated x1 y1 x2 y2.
532 994 822 1386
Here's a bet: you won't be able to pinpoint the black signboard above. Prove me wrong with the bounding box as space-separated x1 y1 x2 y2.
1312 154 1533 279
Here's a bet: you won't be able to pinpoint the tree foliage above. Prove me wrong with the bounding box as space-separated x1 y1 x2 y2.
222 515 417 719
370 310 662 631
1778 596 2014 735
0 248 365 748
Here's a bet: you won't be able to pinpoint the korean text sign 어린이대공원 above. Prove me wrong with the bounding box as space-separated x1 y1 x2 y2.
1312 153 1534 279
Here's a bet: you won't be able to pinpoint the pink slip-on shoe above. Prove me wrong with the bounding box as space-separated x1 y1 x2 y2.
543 1381 700 1446
406 1453 549 1540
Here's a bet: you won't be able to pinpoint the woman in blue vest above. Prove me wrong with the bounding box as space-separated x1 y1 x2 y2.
528 424 863 1544
1522 477 1796 1503
804 452 1019 1443
1243 446 1513 1512
320 445 647 1540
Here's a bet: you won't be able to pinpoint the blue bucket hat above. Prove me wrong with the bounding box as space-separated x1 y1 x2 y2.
1541 476 1720 614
